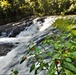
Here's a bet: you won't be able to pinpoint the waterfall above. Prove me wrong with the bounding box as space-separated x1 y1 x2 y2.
0 16 57 75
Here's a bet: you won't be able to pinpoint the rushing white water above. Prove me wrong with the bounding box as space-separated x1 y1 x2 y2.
0 16 57 75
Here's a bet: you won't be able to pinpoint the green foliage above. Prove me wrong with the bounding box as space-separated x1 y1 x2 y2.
7 19 76 75
62 61 76 74
20 33 76 75
71 51 76 59
65 58 72 63
10 69 18 75
30 63 35 72
0 0 76 25
48 62 55 75
53 17 76 32
65 69 75 75
8 22 75 75
19 18 76 75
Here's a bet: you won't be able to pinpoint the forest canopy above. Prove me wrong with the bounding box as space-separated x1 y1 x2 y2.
0 0 76 25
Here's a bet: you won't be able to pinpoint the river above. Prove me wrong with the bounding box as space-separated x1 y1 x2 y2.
0 16 57 75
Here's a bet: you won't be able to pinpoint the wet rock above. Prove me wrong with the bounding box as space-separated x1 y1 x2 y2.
26 21 33 26
37 17 45 23
1 32 7 37
0 43 14 56
8 25 25 37
0 17 35 37
0 32 2 36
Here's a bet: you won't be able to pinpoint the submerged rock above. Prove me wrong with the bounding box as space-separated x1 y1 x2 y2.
0 43 14 56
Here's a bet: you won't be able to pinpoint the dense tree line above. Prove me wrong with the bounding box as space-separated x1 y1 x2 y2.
0 0 76 25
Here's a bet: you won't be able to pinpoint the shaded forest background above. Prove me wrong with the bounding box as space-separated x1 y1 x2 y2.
0 0 76 25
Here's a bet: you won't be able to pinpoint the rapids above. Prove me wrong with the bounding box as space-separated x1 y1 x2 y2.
0 16 57 75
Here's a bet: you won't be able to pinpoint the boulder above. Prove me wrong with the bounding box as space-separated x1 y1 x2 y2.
37 17 45 23
0 43 14 56
8 25 25 37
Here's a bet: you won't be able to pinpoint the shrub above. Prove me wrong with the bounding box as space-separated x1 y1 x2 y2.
0 0 76 25
19 18 76 75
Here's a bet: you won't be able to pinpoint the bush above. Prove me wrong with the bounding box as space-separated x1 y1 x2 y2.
0 0 76 25
19 18 76 75
53 17 76 32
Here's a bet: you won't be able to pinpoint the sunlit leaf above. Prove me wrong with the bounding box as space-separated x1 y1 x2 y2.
52 53 60 60
65 41 72 48
71 30 76 35
34 47 40 54
65 58 72 63
65 69 75 75
62 61 76 74
46 51 53 56
48 62 55 74
39 61 44 70
71 51 76 58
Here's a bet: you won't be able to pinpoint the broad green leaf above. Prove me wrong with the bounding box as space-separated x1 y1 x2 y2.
54 43 62 49
47 40 54 44
48 62 55 75
65 58 72 63
39 61 44 70
62 61 76 74
13 70 18 74
71 30 76 35
65 41 72 48
48 70 55 75
65 69 75 75
52 53 60 60
34 47 40 54
49 62 55 73
71 51 76 58
30 63 35 72
54 43 59 49
58 44 62 49
46 51 53 56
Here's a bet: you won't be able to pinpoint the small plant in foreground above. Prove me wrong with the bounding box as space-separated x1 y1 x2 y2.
11 18 76 75
10 69 18 75
20 32 76 75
